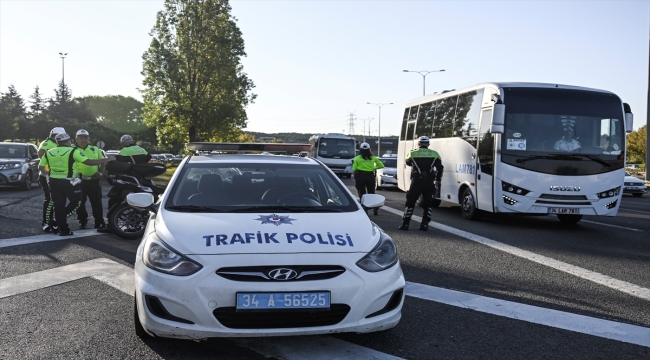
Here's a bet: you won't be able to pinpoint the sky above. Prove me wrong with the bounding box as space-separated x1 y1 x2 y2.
1 0 648 137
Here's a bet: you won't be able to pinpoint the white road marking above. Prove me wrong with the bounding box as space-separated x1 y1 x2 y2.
0 258 133 298
0 229 104 249
1 257 648 348
381 205 650 302
580 220 643 232
233 337 404 360
406 282 650 348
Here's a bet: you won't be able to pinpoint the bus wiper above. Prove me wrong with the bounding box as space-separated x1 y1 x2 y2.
166 205 222 212
515 154 611 167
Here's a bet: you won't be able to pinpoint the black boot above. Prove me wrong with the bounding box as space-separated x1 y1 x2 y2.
399 207 414 230
419 207 432 231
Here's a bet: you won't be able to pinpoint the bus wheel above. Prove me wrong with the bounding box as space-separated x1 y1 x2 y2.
557 214 582 224
460 188 481 220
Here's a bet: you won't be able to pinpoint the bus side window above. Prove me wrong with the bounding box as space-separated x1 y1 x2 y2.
457 89 484 147
477 108 494 175
405 122 416 141
416 102 435 138
433 96 458 138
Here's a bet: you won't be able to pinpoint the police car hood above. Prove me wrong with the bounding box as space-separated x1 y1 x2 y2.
155 210 381 255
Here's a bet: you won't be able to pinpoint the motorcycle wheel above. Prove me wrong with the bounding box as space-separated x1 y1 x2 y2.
108 203 149 240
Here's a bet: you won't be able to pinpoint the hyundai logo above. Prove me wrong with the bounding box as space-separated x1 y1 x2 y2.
550 186 581 191
268 268 298 280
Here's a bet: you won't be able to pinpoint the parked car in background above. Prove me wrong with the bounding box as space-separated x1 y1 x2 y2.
0 142 39 190
626 164 640 171
161 153 174 164
376 157 398 190
171 155 183 165
623 172 646 197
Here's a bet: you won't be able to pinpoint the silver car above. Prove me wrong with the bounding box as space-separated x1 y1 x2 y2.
376 157 398 190
0 142 39 190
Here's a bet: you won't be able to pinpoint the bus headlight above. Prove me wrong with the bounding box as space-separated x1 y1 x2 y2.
597 186 620 199
501 181 530 195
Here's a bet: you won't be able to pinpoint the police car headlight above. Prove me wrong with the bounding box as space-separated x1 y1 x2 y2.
2 163 21 169
143 233 202 276
356 231 398 272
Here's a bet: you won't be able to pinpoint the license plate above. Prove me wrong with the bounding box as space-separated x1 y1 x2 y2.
547 207 579 214
236 292 330 310
625 186 640 190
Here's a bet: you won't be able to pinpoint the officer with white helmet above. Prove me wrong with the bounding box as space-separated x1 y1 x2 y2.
37 127 65 232
352 142 385 215
39 133 115 236
74 129 107 230
399 136 444 231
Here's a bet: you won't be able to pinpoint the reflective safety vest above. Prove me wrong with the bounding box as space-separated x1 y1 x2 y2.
76 145 103 177
38 139 58 173
352 155 385 173
39 145 89 179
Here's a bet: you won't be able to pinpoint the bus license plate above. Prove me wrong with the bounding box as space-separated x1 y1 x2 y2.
236 292 330 310
547 208 579 214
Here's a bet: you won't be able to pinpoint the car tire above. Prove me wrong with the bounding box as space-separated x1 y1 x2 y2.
134 295 153 339
632 193 643 198
557 214 582 224
20 171 32 190
108 203 148 240
460 188 481 220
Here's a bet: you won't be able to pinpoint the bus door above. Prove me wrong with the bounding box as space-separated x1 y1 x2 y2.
476 108 495 211
402 120 417 189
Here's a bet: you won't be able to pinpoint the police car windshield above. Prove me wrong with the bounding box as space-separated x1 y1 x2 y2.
165 162 358 212
381 159 397 168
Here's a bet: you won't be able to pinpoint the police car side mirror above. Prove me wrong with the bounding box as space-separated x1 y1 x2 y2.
127 193 157 213
360 194 385 209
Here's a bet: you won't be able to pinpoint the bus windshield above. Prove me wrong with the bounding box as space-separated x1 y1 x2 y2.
501 88 625 175
317 138 356 159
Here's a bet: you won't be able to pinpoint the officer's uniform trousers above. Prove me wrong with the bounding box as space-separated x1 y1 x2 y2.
77 177 103 226
39 175 54 226
49 178 82 232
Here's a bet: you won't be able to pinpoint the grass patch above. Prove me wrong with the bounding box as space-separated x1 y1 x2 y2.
152 166 178 187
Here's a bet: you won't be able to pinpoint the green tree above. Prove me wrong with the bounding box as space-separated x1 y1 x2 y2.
141 0 256 147
0 85 27 141
80 95 147 133
626 125 646 163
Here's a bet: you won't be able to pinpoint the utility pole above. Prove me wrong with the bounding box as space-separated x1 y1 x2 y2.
59 52 68 86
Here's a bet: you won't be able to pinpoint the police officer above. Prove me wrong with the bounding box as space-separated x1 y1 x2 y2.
352 142 384 215
399 136 444 231
37 127 65 232
74 129 107 230
38 133 115 236
116 134 151 164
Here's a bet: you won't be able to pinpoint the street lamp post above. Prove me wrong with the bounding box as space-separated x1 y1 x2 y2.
366 102 393 157
59 52 68 86
403 69 445 96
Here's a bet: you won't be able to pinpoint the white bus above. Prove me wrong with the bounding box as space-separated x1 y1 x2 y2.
397 82 634 224
308 133 357 178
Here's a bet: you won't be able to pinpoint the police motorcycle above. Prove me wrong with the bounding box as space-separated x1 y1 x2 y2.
104 161 166 239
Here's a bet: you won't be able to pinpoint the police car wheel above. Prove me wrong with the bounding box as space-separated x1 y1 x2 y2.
460 188 481 220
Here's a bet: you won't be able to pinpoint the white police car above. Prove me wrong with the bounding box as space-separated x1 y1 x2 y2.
128 143 404 339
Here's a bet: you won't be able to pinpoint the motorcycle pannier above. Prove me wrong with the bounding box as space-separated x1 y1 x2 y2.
133 163 167 177
106 161 133 174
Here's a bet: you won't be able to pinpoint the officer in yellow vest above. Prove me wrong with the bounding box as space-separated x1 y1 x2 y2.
37 127 65 232
74 129 107 230
39 133 115 236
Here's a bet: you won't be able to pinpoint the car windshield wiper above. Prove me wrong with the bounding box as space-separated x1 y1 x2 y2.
516 153 611 167
166 205 222 212
229 206 342 213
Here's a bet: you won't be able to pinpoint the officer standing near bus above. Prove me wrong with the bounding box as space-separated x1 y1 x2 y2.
39 133 115 236
352 142 385 215
37 127 65 232
74 129 107 230
399 136 444 231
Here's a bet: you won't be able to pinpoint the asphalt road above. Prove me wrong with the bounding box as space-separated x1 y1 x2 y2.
0 178 648 359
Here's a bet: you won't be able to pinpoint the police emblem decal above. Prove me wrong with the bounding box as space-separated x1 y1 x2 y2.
255 214 296 226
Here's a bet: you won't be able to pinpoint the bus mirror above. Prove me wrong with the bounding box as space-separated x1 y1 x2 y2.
490 125 504 134
492 104 505 126
624 113 633 133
